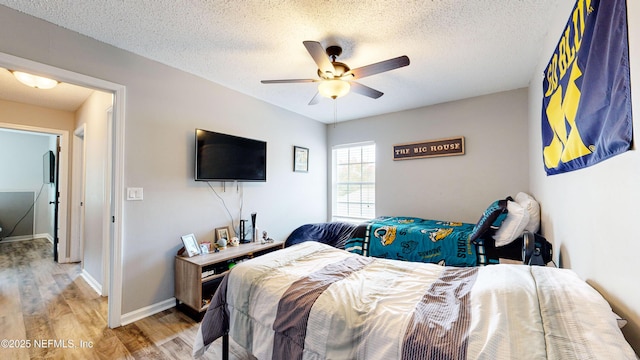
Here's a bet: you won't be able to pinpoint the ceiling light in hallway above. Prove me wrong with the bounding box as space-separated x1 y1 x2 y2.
11 70 59 89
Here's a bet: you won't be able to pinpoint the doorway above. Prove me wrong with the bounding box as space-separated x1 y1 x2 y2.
0 51 126 328
0 126 69 250
0 129 61 246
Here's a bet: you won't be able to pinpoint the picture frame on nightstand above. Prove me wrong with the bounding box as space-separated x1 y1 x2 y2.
181 233 201 257
215 226 231 241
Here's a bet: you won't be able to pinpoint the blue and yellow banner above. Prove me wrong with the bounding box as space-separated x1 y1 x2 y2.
542 0 632 175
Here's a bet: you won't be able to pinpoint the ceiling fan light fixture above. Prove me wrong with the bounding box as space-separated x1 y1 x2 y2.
11 70 59 89
318 79 350 99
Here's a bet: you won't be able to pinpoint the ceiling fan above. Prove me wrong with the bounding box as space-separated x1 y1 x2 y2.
261 41 410 105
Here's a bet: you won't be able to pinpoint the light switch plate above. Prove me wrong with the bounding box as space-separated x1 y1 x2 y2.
126 187 143 201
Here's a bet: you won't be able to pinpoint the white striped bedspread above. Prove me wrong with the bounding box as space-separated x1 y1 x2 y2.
193 241 637 360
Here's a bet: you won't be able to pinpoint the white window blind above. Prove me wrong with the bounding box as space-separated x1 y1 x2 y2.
332 143 375 222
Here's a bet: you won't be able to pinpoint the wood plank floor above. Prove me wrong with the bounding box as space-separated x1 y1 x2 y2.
0 238 252 360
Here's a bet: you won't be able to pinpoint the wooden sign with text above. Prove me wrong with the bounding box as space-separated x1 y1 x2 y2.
393 137 465 160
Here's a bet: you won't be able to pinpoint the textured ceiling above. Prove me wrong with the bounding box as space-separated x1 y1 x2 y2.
0 1 562 123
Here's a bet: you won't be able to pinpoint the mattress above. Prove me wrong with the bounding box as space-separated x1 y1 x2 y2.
193 241 637 359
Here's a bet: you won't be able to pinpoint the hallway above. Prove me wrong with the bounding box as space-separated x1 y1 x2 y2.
0 238 221 359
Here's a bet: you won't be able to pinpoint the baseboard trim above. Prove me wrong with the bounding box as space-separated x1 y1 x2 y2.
80 269 103 296
0 234 52 243
0 235 33 243
120 298 176 326
40 233 54 243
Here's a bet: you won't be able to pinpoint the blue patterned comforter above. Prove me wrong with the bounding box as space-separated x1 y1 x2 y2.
344 216 477 267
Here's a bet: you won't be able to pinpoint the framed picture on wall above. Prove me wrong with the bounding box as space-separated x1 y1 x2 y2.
294 146 309 172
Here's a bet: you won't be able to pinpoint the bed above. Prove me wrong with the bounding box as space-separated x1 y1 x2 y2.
286 193 543 267
285 217 501 266
193 241 637 359
344 216 512 266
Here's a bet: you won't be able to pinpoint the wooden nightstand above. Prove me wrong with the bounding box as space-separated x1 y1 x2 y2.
174 241 283 315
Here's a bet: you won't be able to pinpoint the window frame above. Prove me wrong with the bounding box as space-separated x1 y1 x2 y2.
331 142 376 223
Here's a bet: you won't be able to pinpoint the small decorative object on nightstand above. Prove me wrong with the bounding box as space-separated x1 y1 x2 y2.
262 230 274 243
200 244 209 254
229 236 239 247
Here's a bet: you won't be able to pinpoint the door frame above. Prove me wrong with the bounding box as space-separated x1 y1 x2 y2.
0 51 126 328
53 136 61 262
70 125 86 263
103 107 114 296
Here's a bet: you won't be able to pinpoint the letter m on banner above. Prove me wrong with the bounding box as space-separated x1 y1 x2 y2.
541 0 632 175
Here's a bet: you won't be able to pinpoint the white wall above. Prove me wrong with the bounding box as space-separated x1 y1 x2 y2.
0 5 327 314
0 129 54 238
328 88 530 223
528 0 640 353
74 90 113 287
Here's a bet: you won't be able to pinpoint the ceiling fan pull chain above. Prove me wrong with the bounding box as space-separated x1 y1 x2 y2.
333 99 338 128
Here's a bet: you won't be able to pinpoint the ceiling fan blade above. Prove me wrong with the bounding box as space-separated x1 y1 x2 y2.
350 82 384 99
308 91 321 105
303 41 336 77
261 79 317 84
349 55 410 79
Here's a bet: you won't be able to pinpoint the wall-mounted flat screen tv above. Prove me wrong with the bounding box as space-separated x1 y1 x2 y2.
195 129 266 182
43 150 55 184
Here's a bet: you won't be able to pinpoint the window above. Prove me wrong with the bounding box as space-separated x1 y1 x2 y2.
332 143 375 222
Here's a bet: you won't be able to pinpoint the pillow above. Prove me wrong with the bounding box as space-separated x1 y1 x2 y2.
493 200 530 246
469 198 510 244
515 192 540 233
